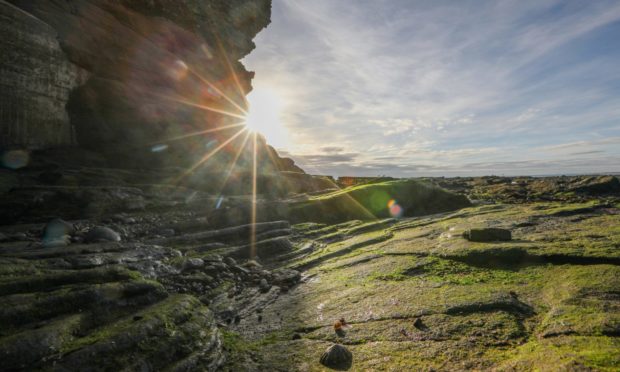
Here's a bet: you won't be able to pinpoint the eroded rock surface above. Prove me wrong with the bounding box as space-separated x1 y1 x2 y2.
0 173 619 370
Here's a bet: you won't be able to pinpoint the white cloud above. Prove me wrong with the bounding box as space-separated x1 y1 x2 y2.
243 0 620 176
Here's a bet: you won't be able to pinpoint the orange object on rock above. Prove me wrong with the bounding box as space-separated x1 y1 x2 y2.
334 318 347 330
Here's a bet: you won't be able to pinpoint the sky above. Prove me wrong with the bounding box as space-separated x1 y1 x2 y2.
242 0 620 177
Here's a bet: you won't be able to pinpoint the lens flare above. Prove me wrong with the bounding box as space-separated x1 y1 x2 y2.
388 199 403 218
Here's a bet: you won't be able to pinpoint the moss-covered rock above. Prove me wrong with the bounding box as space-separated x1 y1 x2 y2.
287 179 471 224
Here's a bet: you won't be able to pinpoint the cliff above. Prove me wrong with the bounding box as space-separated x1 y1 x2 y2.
1 0 302 174
0 2 87 149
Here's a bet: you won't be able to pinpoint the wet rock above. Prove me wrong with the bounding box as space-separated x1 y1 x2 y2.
84 226 121 243
159 228 175 237
182 258 205 272
11 232 29 241
43 234 71 248
43 218 75 239
259 278 271 293
463 228 511 242
194 242 227 253
110 214 136 224
203 265 220 277
319 344 353 370
243 260 262 269
228 237 294 260
224 257 237 266
272 269 301 288
203 255 223 263
231 265 250 275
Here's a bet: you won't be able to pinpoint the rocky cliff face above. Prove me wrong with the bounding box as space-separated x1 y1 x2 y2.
2 0 302 175
0 2 87 149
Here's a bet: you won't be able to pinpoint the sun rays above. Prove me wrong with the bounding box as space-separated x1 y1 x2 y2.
150 45 263 257
153 43 374 260
250 132 258 258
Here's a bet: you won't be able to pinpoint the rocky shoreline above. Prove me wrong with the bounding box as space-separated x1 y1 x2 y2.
1 170 619 370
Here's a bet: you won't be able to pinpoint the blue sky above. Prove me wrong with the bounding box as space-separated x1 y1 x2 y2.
243 0 620 177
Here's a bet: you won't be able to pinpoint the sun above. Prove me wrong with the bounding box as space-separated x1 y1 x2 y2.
244 87 289 148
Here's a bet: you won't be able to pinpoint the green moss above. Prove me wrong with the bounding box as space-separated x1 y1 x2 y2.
499 336 620 371
0 266 143 296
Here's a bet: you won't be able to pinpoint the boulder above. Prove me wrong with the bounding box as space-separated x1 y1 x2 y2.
258 278 271 293
319 344 353 370
272 269 301 288
463 228 511 242
84 226 121 243
182 258 205 273
43 234 71 248
44 218 75 238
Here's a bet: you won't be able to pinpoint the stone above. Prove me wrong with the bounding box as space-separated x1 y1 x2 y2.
243 260 262 269
43 235 71 248
12 232 29 241
463 228 511 242
272 269 301 288
159 228 176 237
195 242 227 253
183 258 205 272
203 255 223 263
203 265 219 277
319 344 353 370
84 226 121 243
224 257 237 266
231 265 250 275
43 218 75 244
259 278 271 293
